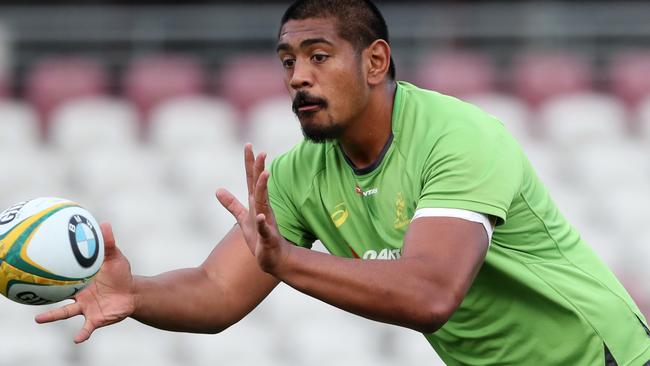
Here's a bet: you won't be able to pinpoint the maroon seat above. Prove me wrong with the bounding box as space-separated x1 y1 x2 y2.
414 50 497 98
215 54 286 116
26 57 108 137
512 51 593 108
0 71 10 98
609 51 650 109
123 55 206 128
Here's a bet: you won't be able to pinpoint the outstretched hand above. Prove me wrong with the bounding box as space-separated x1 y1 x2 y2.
216 144 292 275
35 223 136 343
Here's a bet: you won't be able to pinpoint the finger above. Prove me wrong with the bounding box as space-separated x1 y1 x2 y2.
254 170 272 218
74 319 96 344
256 213 272 239
244 143 255 196
35 302 82 324
100 222 117 258
216 188 249 223
253 152 267 191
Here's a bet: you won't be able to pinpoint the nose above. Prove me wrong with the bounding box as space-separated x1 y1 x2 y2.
289 59 313 90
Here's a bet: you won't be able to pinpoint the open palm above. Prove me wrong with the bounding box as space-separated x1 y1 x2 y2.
35 223 136 343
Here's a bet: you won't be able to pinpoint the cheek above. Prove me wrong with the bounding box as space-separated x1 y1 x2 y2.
329 71 366 117
283 74 295 94
343 78 368 116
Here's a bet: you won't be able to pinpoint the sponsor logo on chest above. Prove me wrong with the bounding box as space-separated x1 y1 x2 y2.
362 248 402 260
355 184 378 197
330 203 349 228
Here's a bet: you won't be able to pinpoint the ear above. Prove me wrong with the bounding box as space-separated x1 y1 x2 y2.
365 39 391 85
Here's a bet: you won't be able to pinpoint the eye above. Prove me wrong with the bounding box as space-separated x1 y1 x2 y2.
311 54 330 63
282 58 296 69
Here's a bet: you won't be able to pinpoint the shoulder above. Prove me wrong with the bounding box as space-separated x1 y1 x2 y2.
395 81 517 161
397 81 505 138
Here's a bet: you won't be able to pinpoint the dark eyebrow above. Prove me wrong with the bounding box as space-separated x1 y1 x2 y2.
276 37 334 53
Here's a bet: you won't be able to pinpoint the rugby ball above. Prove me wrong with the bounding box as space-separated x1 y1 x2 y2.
0 197 104 305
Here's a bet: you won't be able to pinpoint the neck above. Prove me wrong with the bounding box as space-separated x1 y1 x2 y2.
338 81 397 170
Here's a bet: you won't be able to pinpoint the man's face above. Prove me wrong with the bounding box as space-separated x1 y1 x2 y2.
277 17 369 143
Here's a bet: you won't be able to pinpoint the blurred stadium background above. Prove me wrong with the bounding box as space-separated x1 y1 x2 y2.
0 1 649 365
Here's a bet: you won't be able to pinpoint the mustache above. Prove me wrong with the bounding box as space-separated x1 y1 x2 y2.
292 91 328 114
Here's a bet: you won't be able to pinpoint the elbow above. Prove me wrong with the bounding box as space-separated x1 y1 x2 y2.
203 329 225 335
193 316 237 335
198 322 231 335
410 293 461 334
205 316 242 334
202 326 226 335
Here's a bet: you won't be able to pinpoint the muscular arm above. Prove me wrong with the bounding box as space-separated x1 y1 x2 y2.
132 225 280 333
220 147 491 334
272 217 489 333
36 222 279 342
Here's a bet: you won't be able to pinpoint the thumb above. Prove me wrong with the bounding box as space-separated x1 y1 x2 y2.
74 319 96 344
100 222 117 258
256 213 272 240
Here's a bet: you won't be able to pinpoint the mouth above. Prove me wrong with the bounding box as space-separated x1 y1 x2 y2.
297 104 323 113
292 92 328 116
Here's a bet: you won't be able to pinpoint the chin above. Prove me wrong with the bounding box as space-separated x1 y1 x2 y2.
300 120 345 144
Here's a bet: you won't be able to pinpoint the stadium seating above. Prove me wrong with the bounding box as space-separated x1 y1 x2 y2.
521 142 564 188
537 92 627 148
602 187 650 245
637 95 650 138
0 314 70 366
464 93 532 142
25 57 109 136
68 146 166 205
2 44 650 366
49 97 139 155
215 54 286 116
390 327 447 366
261 283 362 366
569 140 649 195
246 96 304 161
0 72 8 99
599 189 650 305
260 282 443 366
0 70 9 99
609 50 650 109
148 95 240 154
166 145 245 239
96 188 191 258
0 23 11 98
79 318 183 366
0 100 40 149
512 51 593 108
187 322 281 366
0 149 69 208
123 55 206 128
414 50 497 98
579 225 624 273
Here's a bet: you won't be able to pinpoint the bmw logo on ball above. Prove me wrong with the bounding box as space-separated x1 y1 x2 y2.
68 215 100 268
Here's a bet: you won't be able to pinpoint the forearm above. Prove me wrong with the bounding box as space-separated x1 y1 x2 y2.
131 267 233 334
130 226 279 334
274 245 456 333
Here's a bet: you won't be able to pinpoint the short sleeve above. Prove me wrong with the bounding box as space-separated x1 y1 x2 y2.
417 118 522 225
268 158 316 248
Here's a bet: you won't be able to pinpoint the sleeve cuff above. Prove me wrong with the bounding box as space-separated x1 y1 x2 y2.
412 207 494 243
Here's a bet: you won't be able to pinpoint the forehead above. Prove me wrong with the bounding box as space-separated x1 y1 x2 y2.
278 18 344 49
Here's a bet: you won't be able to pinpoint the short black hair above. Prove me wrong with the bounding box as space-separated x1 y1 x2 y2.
280 0 396 80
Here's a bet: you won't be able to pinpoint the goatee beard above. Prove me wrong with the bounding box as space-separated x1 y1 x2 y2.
300 120 346 143
292 91 342 143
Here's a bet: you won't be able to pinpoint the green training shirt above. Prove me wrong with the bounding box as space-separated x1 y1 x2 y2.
267 81 650 365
